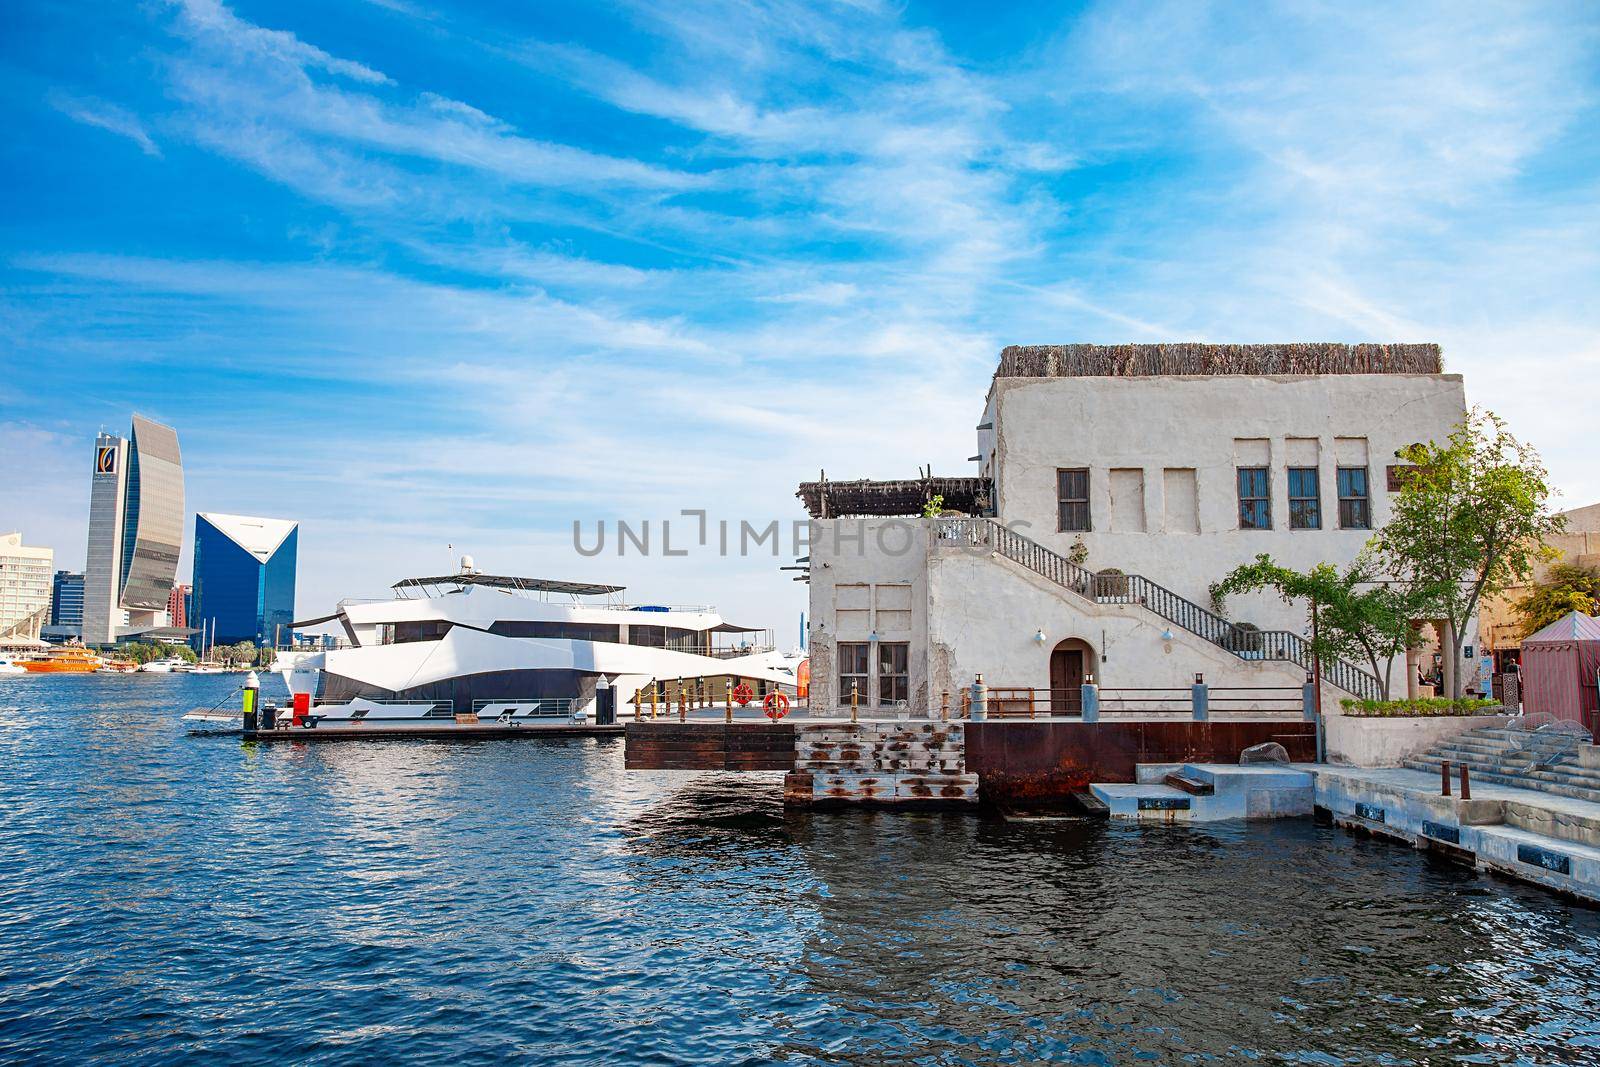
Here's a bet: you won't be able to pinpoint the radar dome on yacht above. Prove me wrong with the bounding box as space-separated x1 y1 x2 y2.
460 554 477 574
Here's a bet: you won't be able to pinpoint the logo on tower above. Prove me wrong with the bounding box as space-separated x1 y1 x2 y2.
96 446 117 475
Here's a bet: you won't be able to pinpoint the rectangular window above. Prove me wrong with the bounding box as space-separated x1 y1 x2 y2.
1057 468 1090 532
1237 468 1271 530
838 642 870 705
878 642 909 706
1338 467 1371 529
1287 467 1321 530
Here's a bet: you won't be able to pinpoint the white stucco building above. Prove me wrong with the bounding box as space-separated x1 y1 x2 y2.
0 532 54 645
800 343 1472 715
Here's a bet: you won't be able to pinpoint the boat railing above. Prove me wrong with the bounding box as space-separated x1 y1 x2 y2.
471 698 577 717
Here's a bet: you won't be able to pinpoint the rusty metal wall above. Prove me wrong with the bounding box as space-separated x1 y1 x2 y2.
966 721 1316 804
623 722 796 771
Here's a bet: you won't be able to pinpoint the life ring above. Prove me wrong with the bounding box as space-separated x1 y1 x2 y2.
763 691 791 720
732 682 754 706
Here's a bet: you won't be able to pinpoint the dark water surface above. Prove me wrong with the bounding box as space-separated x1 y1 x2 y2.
3 675 1599 1065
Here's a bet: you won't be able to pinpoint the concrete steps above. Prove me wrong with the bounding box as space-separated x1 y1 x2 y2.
1400 723 1600 803
1093 764 1313 821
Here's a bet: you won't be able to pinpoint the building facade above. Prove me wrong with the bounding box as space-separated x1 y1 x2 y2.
82 415 185 646
167 583 190 630
802 343 1473 715
190 513 298 647
0 533 54 644
45 570 86 642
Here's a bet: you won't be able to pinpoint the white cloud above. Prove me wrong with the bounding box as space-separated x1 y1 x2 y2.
47 91 162 157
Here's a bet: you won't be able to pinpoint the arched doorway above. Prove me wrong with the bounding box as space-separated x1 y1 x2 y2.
1050 638 1094 713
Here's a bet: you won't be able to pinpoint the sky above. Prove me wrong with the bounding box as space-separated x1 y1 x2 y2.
2 0 1598 637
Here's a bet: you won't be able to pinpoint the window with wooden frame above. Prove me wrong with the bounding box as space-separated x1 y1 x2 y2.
1338 467 1371 529
1287 467 1321 530
838 642 870 705
1057 468 1090 532
878 642 909 705
1237 467 1271 529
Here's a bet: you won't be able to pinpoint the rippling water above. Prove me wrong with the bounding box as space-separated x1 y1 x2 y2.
2 675 1599 1065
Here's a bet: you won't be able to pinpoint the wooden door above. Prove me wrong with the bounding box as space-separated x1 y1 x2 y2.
1050 645 1084 713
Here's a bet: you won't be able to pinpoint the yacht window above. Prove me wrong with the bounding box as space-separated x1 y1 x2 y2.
489 621 620 642
392 620 452 643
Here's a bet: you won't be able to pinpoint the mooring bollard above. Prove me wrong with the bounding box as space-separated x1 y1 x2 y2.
969 674 987 722
1460 763 1471 800
725 679 733 724
242 671 260 733
1191 673 1208 722
1441 759 1452 797
851 681 859 724
1080 681 1099 724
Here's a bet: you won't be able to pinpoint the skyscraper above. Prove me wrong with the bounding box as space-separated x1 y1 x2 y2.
167 583 189 629
0 533 53 643
82 415 184 647
190 513 298 647
50 570 85 633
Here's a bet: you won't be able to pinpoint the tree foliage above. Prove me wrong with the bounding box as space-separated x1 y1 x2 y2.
1515 563 1600 637
1211 552 1428 700
1373 408 1564 697
120 641 198 665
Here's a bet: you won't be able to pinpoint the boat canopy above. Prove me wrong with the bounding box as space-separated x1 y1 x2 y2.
392 573 624 597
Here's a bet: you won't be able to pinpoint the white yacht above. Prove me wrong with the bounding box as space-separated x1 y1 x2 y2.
139 657 187 673
0 655 27 675
273 559 804 727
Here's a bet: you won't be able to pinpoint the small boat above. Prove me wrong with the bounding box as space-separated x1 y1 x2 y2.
189 662 228 674
139 657 188 673
0 655 28 675
97 656 139 673
21 646 103 674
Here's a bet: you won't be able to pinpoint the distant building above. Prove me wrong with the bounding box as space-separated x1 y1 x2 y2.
190 513 298 647
0 533 54 643
82 415 185 647
168 583 190 629
1480 501 1600 668
50 570 85 636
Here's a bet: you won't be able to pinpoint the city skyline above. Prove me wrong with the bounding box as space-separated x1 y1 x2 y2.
3 1 1598 635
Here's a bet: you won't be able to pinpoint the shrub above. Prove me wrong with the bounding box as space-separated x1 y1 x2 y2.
1339 697 1500 718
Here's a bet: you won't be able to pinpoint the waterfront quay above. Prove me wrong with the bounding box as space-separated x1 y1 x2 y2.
623 703 1600 906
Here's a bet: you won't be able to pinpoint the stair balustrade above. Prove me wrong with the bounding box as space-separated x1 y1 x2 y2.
936 518 1383 700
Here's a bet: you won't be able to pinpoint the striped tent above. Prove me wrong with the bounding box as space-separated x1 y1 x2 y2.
1520 611 1600 733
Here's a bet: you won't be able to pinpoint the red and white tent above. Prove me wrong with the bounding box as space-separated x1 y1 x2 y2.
1520 611 1600 732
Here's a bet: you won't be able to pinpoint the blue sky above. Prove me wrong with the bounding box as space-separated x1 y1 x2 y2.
2 0 1598 633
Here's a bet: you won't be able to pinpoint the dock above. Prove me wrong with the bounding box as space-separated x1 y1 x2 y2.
243 722 625 741
624 715 1316 807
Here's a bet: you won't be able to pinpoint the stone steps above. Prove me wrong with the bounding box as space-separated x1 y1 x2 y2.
1402 758 1600 804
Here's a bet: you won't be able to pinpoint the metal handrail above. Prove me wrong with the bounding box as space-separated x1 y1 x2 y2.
939 518 1382 700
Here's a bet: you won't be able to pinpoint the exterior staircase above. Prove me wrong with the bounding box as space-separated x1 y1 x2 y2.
938 518 1382 699
1403 725 1600 804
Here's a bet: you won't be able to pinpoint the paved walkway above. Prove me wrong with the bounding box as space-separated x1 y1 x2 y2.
1307 764 1600 821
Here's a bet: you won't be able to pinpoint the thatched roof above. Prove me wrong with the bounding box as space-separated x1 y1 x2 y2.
797 474 992 519
997 343 1442 379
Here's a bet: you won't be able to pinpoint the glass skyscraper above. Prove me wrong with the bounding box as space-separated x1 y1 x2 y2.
190 514 298 648
51 570 84 630
82 415 184 646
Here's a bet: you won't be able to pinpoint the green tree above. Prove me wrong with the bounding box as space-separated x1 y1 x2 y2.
1516 563 1600 637
1211 552 1428 700
1374 409 1565 698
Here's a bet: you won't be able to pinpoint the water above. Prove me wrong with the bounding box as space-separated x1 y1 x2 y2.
2 676 1599 1065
